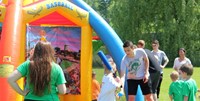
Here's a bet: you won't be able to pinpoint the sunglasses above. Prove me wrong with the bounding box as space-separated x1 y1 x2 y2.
152 44 157 47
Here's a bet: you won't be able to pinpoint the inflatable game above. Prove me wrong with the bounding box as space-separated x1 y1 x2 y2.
0 0 143 101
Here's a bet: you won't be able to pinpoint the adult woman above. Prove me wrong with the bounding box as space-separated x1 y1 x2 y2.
173 48 192 71
8 41 66 101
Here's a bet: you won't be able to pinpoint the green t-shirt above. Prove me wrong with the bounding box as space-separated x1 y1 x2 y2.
182 78 198 101
17 60 66 101
168 80 184 101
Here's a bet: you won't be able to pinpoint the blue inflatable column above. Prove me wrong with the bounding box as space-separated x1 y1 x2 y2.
70 0 144 101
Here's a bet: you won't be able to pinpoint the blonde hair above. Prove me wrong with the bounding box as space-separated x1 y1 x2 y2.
170 71 179 81
138 40 145 47
103 55 116 72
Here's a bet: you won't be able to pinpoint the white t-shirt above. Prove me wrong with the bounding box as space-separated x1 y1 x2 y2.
120 48 148 80
173 57 192 70
98 74 120 101
151 50 168 72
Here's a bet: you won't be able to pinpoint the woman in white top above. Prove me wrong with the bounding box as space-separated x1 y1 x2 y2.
173 48 192 71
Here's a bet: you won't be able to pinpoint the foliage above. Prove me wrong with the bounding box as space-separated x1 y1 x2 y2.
108 0 200 66
85 0 200 66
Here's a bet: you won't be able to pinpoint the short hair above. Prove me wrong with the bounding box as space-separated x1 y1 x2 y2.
92 71 96 76
152 39 159 45
133 44 138 49
102 55 116 72
138 40 145 46
179 48 186 53
170 71 179 80
179 64 193 76
123 40 134 48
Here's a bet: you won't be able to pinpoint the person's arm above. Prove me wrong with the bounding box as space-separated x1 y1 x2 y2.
94 80 101 92
173 58 178 71
120 58 125 86
56 64 67 94
120 59 126 92
57 84 67 94
187 58 193 67
169 84 173 101
97 81 101 92
169 95 173 101
161 52 169 69
7 70 29 96
184 96 188 101
120 71 125 86
143 55 149 83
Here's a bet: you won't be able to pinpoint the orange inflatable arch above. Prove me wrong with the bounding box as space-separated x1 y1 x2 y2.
0 0 92 101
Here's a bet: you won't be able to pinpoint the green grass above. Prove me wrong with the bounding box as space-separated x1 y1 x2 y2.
93 67 200 101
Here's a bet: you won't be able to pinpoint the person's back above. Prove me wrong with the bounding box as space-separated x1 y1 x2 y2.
19 61 66 101
179 64 198 101
169 80 184 101
8 41 67 101
92 71 100 101
169 71 184 101
182 78 197 101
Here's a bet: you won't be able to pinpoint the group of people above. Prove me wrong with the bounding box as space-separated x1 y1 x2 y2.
119 40 169 101
169 48 198 101
6 39 198 101
92 39 198 101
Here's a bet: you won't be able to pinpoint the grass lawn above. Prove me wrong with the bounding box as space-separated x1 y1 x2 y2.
93 67 200 101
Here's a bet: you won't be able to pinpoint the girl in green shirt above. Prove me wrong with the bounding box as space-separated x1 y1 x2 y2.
8 41 67 101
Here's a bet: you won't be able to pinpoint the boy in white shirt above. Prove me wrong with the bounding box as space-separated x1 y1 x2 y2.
98 55 122 101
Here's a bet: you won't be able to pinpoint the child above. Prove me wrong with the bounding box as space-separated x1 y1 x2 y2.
98 56 122 101
168 71 184 101
92 71 100 101
179 64 198 101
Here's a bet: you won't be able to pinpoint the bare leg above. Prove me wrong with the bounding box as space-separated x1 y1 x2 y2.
152 94 158 101
144 94 154 101
128 95 135 101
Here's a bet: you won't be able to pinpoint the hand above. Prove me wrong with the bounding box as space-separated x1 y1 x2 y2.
127 73 136 79
174 67 178 71
160 65 165 69
143 73 149 83
116 90 124 99
115 76 121 83
23 89 30 96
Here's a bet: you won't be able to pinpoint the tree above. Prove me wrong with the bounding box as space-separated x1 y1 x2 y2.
108 0 200 66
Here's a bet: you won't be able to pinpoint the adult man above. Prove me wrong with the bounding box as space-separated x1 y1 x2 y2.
151 40 169 99
137 40 161 101
120 40 153 101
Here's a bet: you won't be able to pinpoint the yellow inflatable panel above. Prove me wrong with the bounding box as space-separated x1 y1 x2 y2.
23 0 89 26
0 0 92 101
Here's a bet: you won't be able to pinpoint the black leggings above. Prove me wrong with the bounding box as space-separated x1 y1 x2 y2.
157 73 163 98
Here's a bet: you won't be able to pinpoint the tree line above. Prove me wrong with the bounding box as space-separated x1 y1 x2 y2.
85 0 200 67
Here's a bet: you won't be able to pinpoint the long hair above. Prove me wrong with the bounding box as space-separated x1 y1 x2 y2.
29 41 55 96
